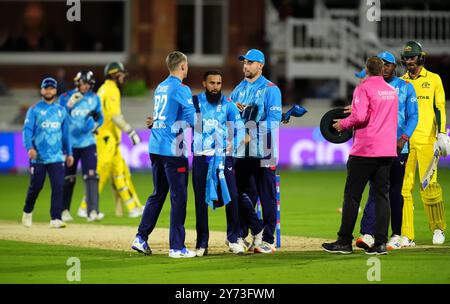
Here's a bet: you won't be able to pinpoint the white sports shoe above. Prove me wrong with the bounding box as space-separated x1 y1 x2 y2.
386 234 402 250
226 238 249 252
77 207 87 218
355 234 374 249
248 229 263 252
228 242 245 255
49 219 67 228
131 236 151 255
128 207 143 218
400 236 416 247
254 241 276 254
87 210 104 222
432 229 445 245
195 248 208 257
61 209 74 222
168 247 196 258
22 212 32 228
238 238 250 252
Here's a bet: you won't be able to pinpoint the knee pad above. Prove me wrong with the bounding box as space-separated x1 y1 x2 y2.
421 183 446 231
423 200 446 231
113 174 135 206
113 174 127 189
421 183 442 206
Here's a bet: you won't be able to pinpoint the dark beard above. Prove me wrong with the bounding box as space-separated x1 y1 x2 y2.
42 94 56 102
205 91 221 103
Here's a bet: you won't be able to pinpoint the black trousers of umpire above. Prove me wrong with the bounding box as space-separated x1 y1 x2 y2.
338 156 394 245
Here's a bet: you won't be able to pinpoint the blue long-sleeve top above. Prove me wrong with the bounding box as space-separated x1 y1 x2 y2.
58 89 104 148
23 100 72 164
192 92 244 156
149 75 196 157
229 75 282 159
205 155 231 209
388 76 419 153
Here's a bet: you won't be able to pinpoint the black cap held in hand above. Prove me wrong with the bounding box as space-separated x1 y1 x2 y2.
320 108 353 144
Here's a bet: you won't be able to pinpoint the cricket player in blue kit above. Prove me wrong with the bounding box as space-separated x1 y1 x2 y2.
132 51 197 258
229 49 282 254
22 77 74 228
352 51 419 250
59 71 104 222
191 70 246 256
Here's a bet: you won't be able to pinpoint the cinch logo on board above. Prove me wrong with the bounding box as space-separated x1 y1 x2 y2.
290 139 351 167
41 121 60 128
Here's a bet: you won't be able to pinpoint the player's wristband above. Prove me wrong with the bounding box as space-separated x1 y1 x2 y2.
401 134 409 141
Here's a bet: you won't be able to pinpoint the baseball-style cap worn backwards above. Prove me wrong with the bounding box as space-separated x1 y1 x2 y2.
239 49 265 64
41 77 58 89
355 51 397 79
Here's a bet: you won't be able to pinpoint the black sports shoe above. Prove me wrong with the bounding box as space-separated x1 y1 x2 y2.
322 241 353 254
365 243 388 255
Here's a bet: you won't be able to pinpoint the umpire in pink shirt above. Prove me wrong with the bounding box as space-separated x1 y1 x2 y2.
322 57 398 255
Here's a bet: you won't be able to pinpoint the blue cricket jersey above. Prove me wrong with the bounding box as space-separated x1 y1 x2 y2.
23 100 72 164
58 89 104 148
149 75 196 157
192 92 244 156
229 75 282 159
388 76 418 153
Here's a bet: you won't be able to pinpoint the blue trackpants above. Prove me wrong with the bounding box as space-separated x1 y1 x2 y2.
23 162 65 220
137 154 189 250
234 158 277 244
360 153 408 236
62 144 98 213
193 155 241 248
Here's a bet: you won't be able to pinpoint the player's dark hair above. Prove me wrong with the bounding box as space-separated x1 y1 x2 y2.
366 56 383 76
203 70 222 80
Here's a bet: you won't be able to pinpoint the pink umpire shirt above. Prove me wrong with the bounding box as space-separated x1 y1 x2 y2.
339 75 398 157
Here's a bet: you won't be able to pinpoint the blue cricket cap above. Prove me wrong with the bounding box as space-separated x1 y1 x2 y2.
41 77 57 89
355 51 397 78
377 51 396 64
238 49 265 64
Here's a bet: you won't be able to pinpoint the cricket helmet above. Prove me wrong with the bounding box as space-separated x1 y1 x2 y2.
400 41 426 66
104 62 127 77
74 70 95 86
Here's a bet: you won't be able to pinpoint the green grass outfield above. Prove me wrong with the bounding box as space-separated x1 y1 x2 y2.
0 169 449 283
1 240 449 284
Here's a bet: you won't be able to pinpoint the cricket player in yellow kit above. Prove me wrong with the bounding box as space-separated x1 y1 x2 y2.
77 62 144 218
400 41 450 246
